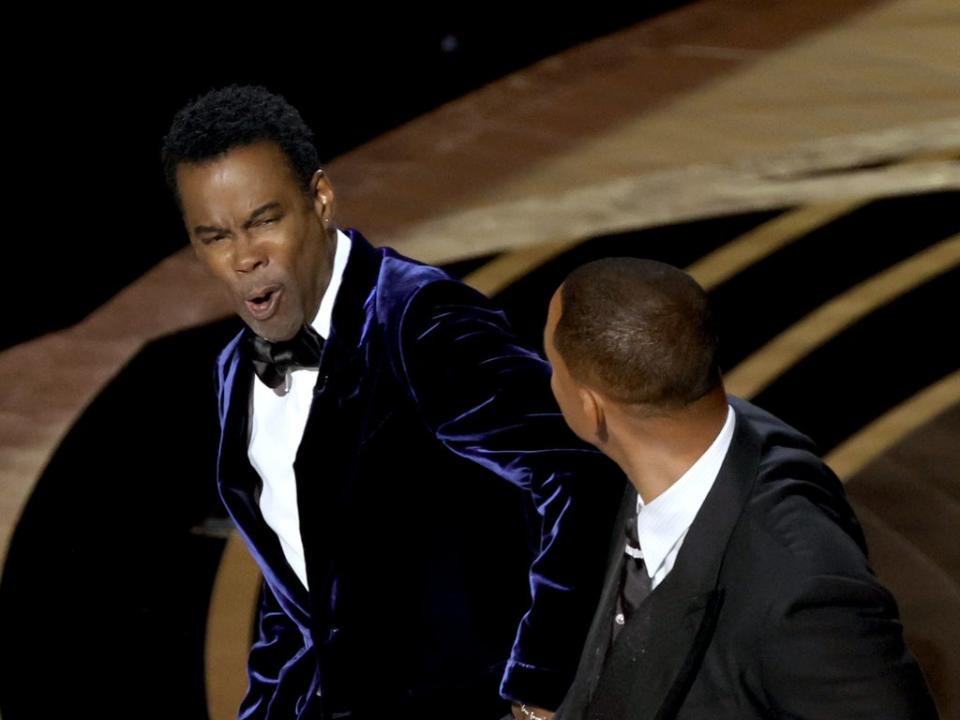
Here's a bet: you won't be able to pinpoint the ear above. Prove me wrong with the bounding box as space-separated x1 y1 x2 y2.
311 168 336 226
579 386 608 445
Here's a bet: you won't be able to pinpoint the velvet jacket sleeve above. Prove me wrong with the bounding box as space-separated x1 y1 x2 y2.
390 278 623 710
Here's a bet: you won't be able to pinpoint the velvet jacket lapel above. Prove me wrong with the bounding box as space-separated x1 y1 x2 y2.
289 230 385 636
215 332 312 628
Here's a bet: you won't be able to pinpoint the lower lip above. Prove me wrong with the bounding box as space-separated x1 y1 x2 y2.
245 288 283 321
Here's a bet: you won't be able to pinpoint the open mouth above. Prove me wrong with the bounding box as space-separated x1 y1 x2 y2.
245 286 283 320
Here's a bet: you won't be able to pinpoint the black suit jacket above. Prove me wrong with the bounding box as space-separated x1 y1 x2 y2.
214 231 624 720
558 396 937 720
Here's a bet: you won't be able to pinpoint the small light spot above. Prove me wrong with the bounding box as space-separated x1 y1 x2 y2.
441 34 459 53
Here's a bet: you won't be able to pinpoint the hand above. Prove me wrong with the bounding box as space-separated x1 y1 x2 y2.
511 703 555 720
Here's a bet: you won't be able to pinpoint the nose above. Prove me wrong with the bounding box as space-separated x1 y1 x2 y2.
233 232 267 274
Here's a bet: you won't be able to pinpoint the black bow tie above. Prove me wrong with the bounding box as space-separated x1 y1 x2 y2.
245 325 325 389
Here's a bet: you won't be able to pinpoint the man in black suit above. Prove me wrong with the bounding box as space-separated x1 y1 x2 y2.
161 86 622 720
543 258 938 719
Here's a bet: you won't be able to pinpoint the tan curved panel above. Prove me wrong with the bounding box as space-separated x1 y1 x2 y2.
826 370 960 481
852 504 960 715
205 534 261 720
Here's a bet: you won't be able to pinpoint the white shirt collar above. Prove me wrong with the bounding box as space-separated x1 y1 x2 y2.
310 228 351 339
634 404 736 578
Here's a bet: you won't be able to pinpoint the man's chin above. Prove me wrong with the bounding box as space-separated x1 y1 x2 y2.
244 315 301 343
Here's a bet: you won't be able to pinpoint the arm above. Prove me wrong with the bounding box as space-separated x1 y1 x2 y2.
395 280 623 710
760 573 939 719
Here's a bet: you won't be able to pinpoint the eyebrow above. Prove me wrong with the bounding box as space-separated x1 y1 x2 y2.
192 202 283 235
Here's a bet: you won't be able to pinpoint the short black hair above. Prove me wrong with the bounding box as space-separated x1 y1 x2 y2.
554 257 721 409
161 85 319 202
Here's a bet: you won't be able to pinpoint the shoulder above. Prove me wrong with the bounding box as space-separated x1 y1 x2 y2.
723 397 874 593
370 247 518 355
729 395 818 455
374 246 496 328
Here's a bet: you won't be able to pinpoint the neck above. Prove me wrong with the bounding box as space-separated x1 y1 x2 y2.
305 227 339 327
606 388 728 503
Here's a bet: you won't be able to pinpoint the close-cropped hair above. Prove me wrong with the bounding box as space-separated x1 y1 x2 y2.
554 257 721 408
161 84 319 201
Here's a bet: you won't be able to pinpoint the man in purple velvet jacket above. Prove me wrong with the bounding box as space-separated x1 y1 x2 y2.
161 85 623 720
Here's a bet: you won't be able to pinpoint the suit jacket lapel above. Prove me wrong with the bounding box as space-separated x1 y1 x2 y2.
586 404 763 720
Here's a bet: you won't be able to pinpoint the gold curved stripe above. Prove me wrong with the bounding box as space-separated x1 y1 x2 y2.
685 200 864 291
205 533 261 720
725 234 960 399
464 237 582 296
826 370 960 482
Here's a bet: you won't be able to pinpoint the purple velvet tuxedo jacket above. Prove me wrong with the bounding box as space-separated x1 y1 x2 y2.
213 230 624 720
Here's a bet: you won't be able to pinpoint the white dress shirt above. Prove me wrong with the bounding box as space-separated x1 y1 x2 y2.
247 229 352 591
632 404 736 590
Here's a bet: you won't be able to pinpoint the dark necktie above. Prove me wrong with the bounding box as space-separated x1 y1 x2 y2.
245 325 325 389
612 512 652 643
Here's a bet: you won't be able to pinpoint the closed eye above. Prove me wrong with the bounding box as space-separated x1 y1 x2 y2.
249 215 282 230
